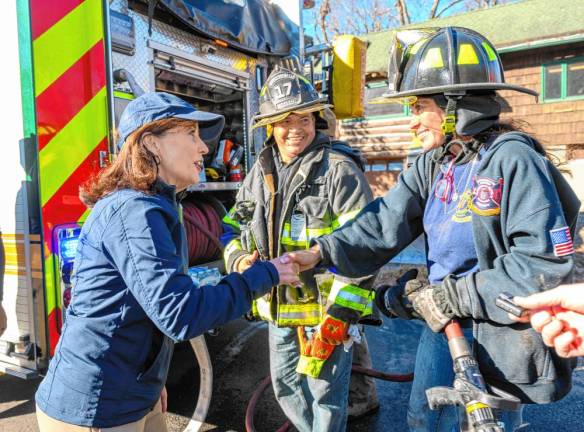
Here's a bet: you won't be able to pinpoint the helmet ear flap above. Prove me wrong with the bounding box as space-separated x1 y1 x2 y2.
263 124 275 147
314 112 329 130
431 94 448 109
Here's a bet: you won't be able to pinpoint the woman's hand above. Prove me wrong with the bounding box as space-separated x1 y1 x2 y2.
268 256 301 286
160 386 168 413
236 250 259 273
283 245 322 272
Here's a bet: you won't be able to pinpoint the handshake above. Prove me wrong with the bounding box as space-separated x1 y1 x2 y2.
235 245 323 286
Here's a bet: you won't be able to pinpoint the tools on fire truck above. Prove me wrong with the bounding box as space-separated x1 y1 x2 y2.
227 146 244 182
206 139 245 182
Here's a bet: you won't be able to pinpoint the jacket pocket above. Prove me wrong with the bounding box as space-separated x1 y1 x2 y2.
297 196 328 219
296 196 331 235
475 321 552 385
123 335 173 415
135 335 173 387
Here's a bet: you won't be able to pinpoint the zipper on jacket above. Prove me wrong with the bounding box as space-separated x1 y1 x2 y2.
277 171 307 257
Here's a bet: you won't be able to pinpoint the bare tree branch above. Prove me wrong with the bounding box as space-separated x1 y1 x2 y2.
396 0 411 25
306 0 509 45
436 0 467 17
429 0 441 18
318 0 331 43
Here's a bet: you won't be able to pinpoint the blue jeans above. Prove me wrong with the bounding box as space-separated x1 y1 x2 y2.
269 324 352 432
408 326 524 432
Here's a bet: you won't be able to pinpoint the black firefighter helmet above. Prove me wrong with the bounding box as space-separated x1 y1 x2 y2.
383 26 538 101
252 67 332 129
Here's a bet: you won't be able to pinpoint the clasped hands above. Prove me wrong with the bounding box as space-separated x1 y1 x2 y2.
235 245 323 287
236 246 348 344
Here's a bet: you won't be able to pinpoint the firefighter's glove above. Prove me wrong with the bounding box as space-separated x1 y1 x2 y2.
317 315 349 345
234 201 256 223
374 269 419 320
405 276 460 333
297 327 337 378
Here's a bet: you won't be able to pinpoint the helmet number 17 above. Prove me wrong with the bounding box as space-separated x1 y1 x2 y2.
273 82 292 98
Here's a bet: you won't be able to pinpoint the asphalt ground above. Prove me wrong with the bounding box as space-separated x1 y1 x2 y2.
1 316 583 432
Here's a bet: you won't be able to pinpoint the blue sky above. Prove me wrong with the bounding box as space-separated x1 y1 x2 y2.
301 0 518 42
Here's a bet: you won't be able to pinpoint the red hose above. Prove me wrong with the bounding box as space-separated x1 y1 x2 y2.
351 365 414 382
182 201 223 266
444 319 463 340
245 376 291 432
245 365 413 432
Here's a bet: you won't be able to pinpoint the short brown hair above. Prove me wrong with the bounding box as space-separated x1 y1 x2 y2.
80 118 197 207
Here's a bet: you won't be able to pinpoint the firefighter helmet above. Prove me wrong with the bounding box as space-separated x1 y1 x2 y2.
383 26 538 101
252 67 332 129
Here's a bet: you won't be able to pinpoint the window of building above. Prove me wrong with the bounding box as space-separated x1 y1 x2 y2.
542 58 584 102
365 160 404 172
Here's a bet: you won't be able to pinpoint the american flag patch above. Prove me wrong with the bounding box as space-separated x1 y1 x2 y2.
550 227 574 257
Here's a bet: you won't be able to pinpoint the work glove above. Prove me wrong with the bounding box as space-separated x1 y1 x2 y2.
374 269 419 320
404 275 461 333
298 330 336 360
317 314 350 345
297 320 343 378
233 200 256 222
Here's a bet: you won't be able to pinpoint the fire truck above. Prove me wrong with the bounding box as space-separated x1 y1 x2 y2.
1 0 365 428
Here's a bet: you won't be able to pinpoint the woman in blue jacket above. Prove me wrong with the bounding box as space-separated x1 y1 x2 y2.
286 27 580 431
35 92 300 431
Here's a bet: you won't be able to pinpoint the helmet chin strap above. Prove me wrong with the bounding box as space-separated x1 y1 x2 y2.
431 137 483 165
440 93 464 142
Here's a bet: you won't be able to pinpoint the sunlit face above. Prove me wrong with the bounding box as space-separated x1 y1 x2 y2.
273 113 316 164
147 123 208 191
409 97 447 153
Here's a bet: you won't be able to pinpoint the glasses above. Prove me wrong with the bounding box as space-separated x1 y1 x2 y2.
369 94 418 106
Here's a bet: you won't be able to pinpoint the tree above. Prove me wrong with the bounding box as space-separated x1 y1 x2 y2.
307 0 512 43
311 0 397 42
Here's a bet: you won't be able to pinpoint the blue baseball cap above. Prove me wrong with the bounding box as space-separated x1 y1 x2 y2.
116 92 225 149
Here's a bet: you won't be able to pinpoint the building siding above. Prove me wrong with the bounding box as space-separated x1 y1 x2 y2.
500 42 584 162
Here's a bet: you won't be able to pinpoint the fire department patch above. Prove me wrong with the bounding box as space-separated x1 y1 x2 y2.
470 176 503 216
451 190 473 223
549 227 574 257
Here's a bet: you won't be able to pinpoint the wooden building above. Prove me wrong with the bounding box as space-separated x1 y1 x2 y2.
343 0 584 197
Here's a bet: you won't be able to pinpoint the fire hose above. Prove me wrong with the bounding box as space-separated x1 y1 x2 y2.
182 200 224 266
245 365 414 432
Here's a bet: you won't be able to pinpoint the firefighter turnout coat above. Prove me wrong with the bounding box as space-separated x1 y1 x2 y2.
222 132 374 328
